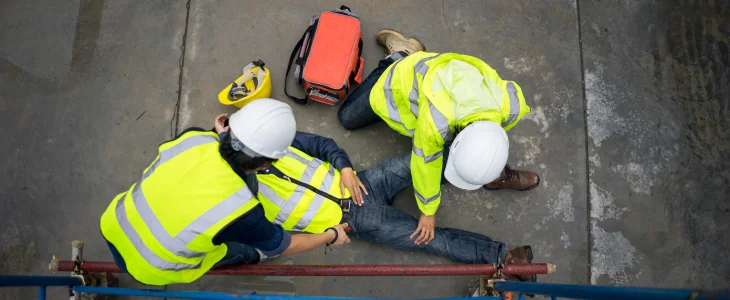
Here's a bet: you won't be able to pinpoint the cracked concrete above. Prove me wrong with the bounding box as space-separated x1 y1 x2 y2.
0 0 727 299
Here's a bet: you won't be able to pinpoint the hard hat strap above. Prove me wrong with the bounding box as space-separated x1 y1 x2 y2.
230 131 261 158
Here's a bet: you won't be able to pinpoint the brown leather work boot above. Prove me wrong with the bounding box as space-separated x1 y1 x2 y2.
505 246 537 282
375 29 426 56
484 165 540 191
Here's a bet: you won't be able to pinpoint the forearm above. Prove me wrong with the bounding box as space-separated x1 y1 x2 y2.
291 132 353 170
281 231 336 256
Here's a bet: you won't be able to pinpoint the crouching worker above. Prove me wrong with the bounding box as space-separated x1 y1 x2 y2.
218 114 536 282
99 99 349 285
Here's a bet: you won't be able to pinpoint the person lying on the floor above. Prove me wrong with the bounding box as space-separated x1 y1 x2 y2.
216 120 536 282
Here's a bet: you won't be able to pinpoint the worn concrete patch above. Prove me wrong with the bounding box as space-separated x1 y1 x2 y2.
590 223 639 285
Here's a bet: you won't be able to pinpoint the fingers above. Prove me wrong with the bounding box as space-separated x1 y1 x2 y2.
425 228 435 244
332 224 351 246
412 227 427 245
410 227 420 240
340 181 345 199
415 230 427 245
352 185 363 206
359 181 369 195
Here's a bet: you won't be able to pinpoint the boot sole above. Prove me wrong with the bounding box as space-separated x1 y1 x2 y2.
484 175 540 191
375 29 426 52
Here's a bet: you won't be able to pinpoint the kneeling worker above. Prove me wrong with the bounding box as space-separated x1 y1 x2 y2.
99 99 349 285
218 113 536 282
338 29 541 246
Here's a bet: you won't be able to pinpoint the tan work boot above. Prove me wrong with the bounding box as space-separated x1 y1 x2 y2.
375 29 426 56
484 165 540 191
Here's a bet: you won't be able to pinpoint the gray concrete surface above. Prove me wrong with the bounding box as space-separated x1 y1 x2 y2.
0 0 727 299
581 0 730 287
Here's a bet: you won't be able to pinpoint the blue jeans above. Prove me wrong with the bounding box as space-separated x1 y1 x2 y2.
338 53 404 130
349 153 508 264
106 241 259 273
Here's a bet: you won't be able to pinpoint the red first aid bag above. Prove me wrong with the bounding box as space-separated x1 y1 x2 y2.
285 6 364 105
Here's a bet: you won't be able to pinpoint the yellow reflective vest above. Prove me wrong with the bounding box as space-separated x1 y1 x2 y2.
370 52 531 216
257 147 348 233
99 131 259 285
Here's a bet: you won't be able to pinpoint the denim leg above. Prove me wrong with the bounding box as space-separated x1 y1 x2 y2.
348 203 508 264
213 242 261 268
357 147 452 207
338 54 404 130
356 153 412 206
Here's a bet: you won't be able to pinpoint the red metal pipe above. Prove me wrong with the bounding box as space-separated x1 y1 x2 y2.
53 260 555 276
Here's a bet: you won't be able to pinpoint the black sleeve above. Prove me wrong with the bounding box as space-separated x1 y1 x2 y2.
290 131 354 170
212 205 291 257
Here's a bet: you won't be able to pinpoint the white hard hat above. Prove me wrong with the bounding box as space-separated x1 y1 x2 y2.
444 121 509 190
228 98 296 159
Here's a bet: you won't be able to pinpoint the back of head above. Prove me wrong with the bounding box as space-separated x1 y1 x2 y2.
444 121 509 190
228 98 297 159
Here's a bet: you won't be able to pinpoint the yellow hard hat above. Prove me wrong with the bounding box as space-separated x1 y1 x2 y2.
218 60 272 108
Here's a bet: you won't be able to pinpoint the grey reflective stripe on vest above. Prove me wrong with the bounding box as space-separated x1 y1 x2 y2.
293 166 336 231
286 149 311 165
428 100 452 142
408 55 440 117
142 135 218 181
384 60 415 136
130 134 218 259
116 192 201 271
272 184 307 225
175 186 255 245
415 190 441 205
115 133 252 271
412 145 443 163
266 153 328 227
131 182 206 258
502 82 521 127
260 160 338 231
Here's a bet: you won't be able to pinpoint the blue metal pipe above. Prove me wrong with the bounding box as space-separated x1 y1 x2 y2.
494 281 729 300
0 275 82 288
74 286 500 300
74 286 358 300
38 286 46 300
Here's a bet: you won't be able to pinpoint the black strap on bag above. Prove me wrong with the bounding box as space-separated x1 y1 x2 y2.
285 20 319 105
349 38 364 85
261 166 351 207
269 167 349 204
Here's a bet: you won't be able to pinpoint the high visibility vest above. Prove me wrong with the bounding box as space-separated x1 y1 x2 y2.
256 147 348 233
99 131 259 285
370 52 531 216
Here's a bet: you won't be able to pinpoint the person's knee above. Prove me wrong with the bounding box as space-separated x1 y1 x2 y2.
337 107 359 130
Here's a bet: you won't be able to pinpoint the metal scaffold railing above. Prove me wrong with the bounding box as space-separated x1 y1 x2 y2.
0 241 726 300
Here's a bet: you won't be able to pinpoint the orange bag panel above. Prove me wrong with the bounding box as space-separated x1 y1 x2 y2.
303 12 362 90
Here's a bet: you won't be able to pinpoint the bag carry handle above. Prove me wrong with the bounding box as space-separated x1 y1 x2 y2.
285 20 319 105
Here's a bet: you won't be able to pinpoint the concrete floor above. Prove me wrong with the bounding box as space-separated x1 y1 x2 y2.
0 0 727 299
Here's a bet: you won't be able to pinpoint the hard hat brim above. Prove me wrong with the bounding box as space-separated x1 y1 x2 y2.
444 156 484 190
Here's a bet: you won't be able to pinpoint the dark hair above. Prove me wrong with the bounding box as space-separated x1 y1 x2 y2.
219 132 276 172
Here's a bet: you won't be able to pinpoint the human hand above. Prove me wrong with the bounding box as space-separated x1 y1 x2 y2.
214 114 230 134
410 214 436 245
328 223 351 247
339 167 368 206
